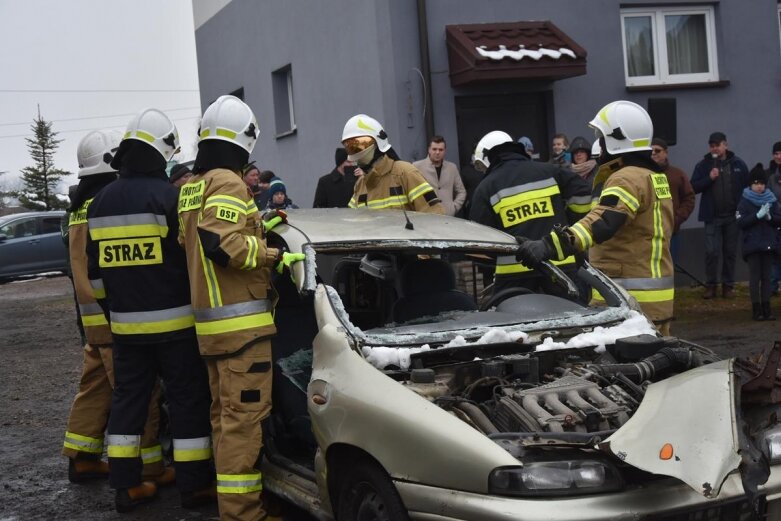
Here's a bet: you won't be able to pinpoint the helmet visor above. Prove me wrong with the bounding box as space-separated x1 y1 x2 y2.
343 135 376 155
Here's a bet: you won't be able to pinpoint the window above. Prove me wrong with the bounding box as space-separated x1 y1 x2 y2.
0 217 37 238
229 87 244 101
40 217 61 234
621 6 719 87
272 65 296 138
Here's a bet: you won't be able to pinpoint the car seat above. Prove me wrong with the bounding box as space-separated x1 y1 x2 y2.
392 258 477 323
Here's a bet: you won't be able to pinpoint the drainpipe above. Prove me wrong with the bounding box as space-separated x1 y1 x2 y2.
417 0 435 140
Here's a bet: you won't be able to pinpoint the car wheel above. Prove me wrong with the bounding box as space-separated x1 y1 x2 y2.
336 459 410 521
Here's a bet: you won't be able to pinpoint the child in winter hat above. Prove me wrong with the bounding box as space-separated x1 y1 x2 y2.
736 163 781 320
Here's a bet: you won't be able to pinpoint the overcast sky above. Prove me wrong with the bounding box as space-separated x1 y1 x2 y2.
0 0 201 195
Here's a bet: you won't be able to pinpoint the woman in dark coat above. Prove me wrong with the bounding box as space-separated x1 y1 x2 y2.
737 164 781 320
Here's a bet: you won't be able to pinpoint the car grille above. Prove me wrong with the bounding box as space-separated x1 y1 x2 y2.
645 496 765 520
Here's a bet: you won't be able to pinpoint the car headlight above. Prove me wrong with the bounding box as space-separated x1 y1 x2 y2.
489 460 624 497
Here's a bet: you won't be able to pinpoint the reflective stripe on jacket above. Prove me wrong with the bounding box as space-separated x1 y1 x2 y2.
349 155 444 214
86 175 195 343
569 164 674 322
69 198 112 346
178 168 278 357
469 149 591 279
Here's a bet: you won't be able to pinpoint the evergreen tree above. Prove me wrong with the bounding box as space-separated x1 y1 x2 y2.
18 110 70 210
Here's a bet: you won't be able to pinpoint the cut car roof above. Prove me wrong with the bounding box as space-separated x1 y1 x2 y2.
279 208 518 253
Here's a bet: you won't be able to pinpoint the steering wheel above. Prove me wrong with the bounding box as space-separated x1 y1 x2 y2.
480 286 534 311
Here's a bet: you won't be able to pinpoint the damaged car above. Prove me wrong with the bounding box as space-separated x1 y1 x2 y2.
262 208 781 521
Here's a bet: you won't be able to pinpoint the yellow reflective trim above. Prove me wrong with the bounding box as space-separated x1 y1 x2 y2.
599 107 610 126
651 173 672 199
496 255 576 274
108 445 140 458
241 236 258 270
593 287 674 303
69 199 92 226
200 129 210 138
93 287 106 299
82 313 108 326
549 231 565 260
90 223 168 240
178 180 205 213
199 241 222 308
567 202 592 214
135 130 156 143
407 182 434 202
570 222 592 250
99 237 163 268
601 187 639 212
173 447 212 462
633 138 650 148
356 118 376 132
204 194 251 212
141 445 163 463
348 199 358 208
216 472 262 494
216 128 237 139
195 312 274 336
124 131 132 139
63 431 104 453
651 200 663 278
217 484 263 494
111 315 195 335
364 195 409 209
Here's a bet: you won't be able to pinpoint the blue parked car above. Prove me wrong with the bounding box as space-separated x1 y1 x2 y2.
0 211 68 282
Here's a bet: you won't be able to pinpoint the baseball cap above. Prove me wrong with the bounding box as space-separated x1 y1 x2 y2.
708 132 726 144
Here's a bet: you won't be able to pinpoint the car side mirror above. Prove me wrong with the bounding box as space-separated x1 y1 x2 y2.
0 234 7 243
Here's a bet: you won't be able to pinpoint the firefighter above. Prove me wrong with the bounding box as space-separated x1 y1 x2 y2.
86 110 213 512
517 101 675 335
342 114 444 213
178 95 302 521
469 130 592 300
63 130 173 487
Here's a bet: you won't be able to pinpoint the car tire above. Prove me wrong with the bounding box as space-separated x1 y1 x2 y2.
336 459 410 521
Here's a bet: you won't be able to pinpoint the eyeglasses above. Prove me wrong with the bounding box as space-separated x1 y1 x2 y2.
651 148 665 154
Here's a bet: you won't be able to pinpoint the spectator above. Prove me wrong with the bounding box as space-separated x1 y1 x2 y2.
169 163 193 187
651 138 695 263
256 170 283 210
691 132 749 299
568 136 597 185
767 141 781 295
736 164 781 320
413 136 466 216
550 133 571 166
517 136 539 160
266 181 299 210
313 147 356 208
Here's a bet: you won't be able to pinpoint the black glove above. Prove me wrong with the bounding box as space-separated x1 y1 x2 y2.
516 226 575 267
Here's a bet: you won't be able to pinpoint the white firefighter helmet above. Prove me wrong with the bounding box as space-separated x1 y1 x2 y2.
199 95 259 154
77 129 122 178
122 108 180 162
341 114 391 157
473 130 512 172
588 100 653 155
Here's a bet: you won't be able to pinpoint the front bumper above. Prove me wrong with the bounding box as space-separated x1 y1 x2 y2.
396 467 781 521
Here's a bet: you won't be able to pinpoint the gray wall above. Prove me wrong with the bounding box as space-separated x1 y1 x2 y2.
196 0 781 225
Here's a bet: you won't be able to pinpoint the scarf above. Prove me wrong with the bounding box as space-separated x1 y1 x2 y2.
742 186 777 206
570 159 596 179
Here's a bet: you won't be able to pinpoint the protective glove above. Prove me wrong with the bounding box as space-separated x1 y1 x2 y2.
262 209 288 233
275 252 306 282
757 203 770 220
516 226 575 267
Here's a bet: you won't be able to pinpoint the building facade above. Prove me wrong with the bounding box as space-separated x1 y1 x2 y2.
193 0 781 281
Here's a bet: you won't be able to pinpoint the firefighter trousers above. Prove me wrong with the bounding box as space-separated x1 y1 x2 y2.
207 340 273 521
108 336 213 493
63 344 164 478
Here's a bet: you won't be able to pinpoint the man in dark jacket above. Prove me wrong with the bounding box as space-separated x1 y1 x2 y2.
469 130 591 300
767 141 781 295
313 147 356 208
691 132 749 299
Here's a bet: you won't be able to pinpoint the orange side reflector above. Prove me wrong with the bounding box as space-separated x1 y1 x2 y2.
660 443 674 460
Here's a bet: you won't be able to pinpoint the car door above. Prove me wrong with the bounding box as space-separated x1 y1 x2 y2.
37 214 68 272
0 216 41 277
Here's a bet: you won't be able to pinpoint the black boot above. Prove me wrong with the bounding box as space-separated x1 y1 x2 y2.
752 303 764 321
762 301 776 321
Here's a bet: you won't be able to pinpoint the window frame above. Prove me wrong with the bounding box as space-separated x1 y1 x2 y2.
620 6 719 87
272 65 297 139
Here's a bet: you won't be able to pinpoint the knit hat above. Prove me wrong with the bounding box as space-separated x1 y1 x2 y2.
749 163 768 185
335 147 348 167
772 141 781 154
267 180 287 199
169 163 191 184
651 137 668 150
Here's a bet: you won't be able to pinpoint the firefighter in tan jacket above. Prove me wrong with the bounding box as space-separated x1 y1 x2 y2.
342 114 444 214
63 130 168 486
518 101 675 335
178 95 303 521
